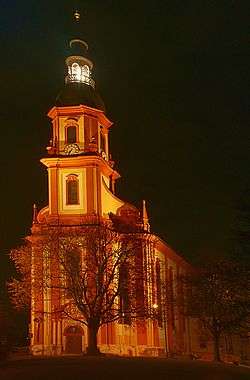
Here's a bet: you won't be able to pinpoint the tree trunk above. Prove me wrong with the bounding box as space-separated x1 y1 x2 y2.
87 322 100 355
213 333 221 362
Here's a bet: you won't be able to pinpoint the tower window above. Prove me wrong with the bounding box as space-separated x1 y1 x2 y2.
66 126 77 144
66 175 79 205
82 65 90 79
71 63 81 82
70 63 90 83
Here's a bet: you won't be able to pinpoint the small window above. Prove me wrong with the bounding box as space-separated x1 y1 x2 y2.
72 63 81 81
66 175 79 205
66 126 77 144
82 65 90 78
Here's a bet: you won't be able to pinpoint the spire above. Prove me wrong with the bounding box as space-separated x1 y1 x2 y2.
55 6 105 111
142 200 150 232
69 8 87 53
70 8 85 44
63 8 94 88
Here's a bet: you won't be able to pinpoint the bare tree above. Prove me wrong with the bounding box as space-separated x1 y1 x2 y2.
8 245 31 311
182 260 250 361
9 223 143 355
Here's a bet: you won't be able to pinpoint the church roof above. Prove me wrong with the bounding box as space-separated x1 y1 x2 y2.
55 82 106 112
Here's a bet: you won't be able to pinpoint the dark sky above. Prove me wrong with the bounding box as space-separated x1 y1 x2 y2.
0 0 249 283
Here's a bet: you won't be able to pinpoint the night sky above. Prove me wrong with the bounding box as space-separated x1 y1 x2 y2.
0 1 249 286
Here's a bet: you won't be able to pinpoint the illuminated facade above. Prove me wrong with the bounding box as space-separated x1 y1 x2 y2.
29 14 194 357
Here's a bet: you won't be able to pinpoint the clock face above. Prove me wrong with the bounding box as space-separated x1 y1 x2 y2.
64 143 80 155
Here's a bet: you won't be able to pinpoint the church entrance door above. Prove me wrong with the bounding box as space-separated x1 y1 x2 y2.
64 326 84 354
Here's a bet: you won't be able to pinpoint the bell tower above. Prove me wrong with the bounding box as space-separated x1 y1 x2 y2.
40 11 121 225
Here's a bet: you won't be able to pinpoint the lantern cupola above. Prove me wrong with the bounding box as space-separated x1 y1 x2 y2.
56 10 105 111
65 40 94 88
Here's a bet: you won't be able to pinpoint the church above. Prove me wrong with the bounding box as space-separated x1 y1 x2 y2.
29 11 194 357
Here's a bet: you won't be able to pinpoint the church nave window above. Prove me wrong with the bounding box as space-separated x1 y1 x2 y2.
119 263 131 325
155 259 163 327
66 174 79 205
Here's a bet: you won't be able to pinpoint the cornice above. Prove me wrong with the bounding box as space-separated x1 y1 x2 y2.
40 155 120 180
47 105 113 129
153 235 193 271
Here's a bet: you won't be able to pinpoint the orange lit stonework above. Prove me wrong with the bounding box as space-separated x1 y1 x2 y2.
30 101 194 357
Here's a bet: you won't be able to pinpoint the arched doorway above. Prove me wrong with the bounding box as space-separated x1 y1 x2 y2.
64 325 84 354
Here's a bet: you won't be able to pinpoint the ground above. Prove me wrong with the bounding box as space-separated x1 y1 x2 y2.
0 356 249 380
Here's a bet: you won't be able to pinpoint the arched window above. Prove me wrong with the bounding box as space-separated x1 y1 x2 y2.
72 63 81 81
119 263 131 324
169 267 175 329
66 126 77 144
156 259 162 327
82 65 90 79
66 175 79 205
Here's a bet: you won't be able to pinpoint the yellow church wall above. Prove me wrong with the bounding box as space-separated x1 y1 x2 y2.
48 168 58 215
86 167 98 214
101 175 124 216
102 174 109 188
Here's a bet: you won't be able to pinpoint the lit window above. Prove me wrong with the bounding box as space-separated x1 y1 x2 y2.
82 65 90 79
66 175 79 205
66 126 77 143
72 63 81 82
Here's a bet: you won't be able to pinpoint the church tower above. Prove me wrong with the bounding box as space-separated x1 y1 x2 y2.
30 10 193 357
40 12 122 226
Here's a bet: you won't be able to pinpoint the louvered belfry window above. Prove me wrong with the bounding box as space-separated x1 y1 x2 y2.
66 126 77 144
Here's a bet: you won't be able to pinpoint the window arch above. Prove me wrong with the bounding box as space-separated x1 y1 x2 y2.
64 325 84 336
66 174 79 205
